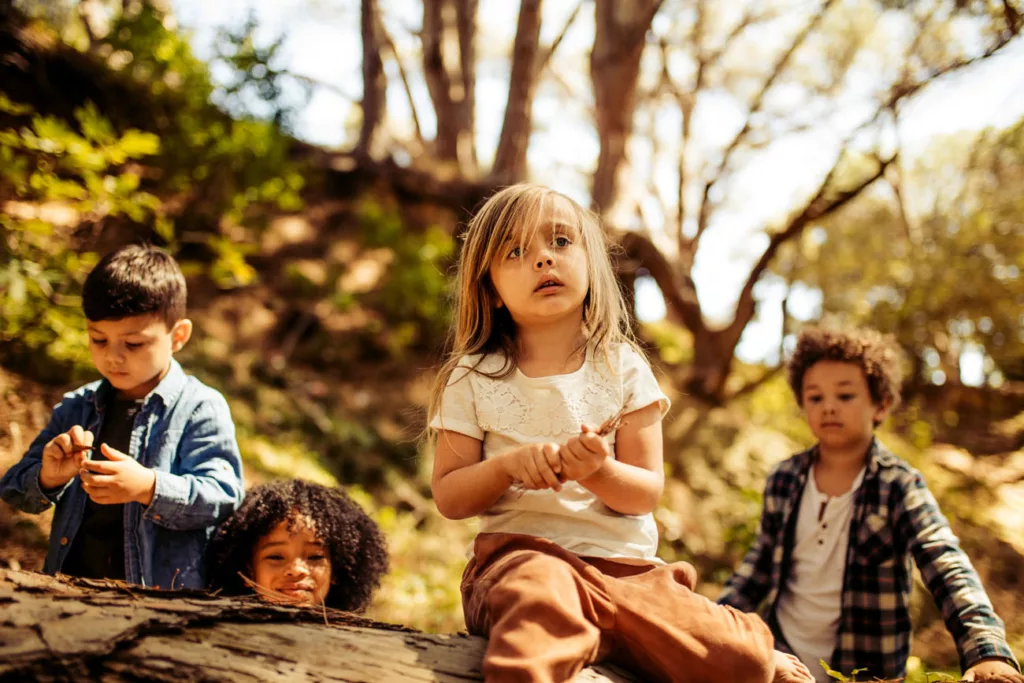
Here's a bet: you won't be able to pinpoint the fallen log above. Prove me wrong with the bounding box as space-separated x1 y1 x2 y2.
0 569 641 682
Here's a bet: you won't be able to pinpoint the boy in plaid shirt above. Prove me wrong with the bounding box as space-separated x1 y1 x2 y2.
718 327 1020 682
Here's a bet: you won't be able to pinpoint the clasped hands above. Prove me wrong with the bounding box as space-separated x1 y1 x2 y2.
499 425 609 492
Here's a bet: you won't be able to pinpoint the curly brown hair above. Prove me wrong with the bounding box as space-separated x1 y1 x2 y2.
787 327 903 414
206 479 389 611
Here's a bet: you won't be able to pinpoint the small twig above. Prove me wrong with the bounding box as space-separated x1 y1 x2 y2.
238 572 329 623
595 390 634 436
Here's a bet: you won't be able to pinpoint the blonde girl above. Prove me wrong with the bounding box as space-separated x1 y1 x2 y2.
428 184 810 683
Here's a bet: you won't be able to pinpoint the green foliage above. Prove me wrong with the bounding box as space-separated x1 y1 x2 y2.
782 121 1024 387
818 660 868 682
357 201 455 355
96 2 306 282
0 94 163 378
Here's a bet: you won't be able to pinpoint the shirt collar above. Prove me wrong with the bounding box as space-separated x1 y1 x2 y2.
88 359 186 412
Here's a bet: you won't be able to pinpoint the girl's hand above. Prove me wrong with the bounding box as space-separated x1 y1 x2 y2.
558 425 610 482
39 425 94 490
79 444 157 506
499 443 563 491
772 651 813 683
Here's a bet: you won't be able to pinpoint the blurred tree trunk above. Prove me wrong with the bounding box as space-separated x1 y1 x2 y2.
590 0 662 219
0 569 640 683
357 0 387 161
422 0 478 175
490 0 543 184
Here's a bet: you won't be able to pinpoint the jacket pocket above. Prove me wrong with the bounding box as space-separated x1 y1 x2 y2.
854 510 895 565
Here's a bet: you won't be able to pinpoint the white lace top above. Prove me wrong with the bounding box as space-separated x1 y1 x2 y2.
430 343 670 561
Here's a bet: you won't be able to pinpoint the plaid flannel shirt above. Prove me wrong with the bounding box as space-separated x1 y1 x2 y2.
718 438 1018 680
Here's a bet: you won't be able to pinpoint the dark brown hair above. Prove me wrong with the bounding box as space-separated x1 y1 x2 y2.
787 326 903 413
82 243 186 327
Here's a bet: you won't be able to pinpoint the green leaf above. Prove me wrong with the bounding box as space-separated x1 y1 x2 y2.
118 130 161 158
75 102 115 145
820 660 848 682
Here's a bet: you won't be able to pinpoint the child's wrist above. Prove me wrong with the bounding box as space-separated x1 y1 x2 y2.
38 468 67 491
137 469 157 506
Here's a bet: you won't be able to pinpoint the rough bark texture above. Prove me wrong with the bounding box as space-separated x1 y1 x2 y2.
0 569 641 683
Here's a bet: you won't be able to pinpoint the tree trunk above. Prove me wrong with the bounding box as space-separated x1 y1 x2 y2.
490 0 543 184
422 0 478 174
0 569 641 682
357 0 387 161
589 0 661 220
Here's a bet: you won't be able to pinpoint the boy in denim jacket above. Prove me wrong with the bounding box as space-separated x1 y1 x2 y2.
0 244 244 589
718 327 1020 683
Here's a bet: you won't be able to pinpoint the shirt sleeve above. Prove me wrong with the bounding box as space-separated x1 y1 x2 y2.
0 396 76 513
619 345 671 417
143 391 245 531
895 468 1020 673
428 359 484 440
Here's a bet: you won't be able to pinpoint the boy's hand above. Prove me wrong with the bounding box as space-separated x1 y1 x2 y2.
499 443 563 491
79 444 157 506
963 659 1023 681
39 426 94 490
558 425 610 482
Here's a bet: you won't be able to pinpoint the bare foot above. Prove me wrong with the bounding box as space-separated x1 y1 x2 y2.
772 650 813 683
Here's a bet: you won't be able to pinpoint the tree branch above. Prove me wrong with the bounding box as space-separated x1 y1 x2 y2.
619 231 703 334
379 21 424 148
537 1 584 75
721 152 894 355
695 0 837 242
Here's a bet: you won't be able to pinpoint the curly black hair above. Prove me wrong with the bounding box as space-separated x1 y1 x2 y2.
788 326 904 420
206 479 389 611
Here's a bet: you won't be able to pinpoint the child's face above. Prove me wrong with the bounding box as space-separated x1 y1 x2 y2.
251 516 332 605
801 360 889 454
88 314 192 399
489 196 589 330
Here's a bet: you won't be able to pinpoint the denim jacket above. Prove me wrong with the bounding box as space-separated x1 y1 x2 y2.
0 360 244 589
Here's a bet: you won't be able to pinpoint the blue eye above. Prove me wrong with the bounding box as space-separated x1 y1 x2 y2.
554 236 571 247
507 246 522 259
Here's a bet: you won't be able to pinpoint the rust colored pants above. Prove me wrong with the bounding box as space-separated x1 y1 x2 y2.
462 533 775 683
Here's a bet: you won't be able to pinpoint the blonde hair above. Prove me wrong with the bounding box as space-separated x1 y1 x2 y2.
427 183 637 432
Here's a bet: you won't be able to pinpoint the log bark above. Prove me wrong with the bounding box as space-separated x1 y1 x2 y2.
0 569 641 682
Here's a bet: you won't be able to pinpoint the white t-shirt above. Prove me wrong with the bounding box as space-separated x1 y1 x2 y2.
775 465 866 683
429 343 670 561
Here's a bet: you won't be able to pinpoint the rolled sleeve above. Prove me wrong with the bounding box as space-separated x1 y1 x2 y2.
0 401 75 513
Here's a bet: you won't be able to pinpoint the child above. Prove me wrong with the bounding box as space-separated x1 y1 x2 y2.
718 327 1021 682
428 183 811 683
0 243 244 590
206 479 389 611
